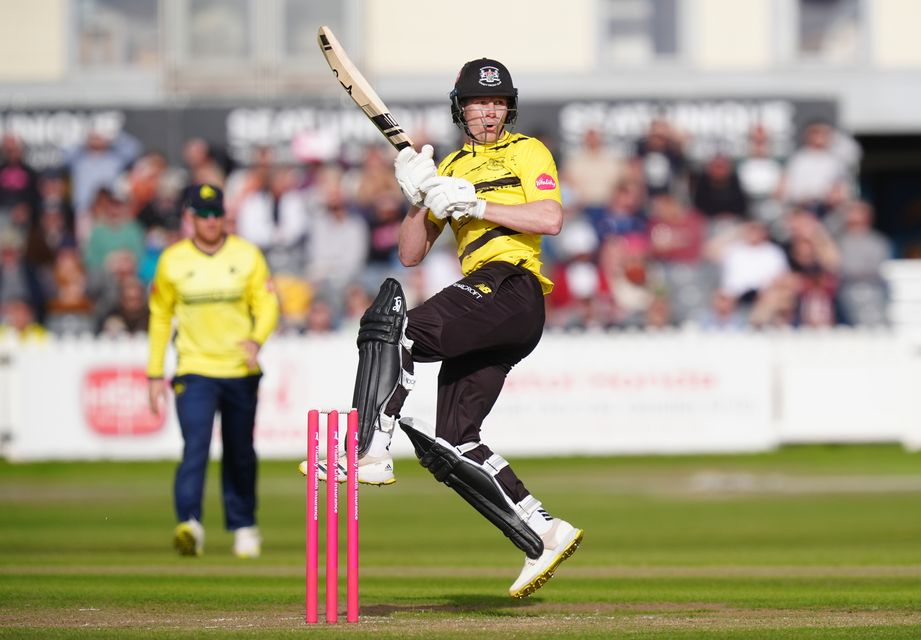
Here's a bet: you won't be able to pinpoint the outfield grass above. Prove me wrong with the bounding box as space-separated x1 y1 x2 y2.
1 445 920 638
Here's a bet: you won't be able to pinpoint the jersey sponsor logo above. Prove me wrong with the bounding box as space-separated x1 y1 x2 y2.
535 173 557 190
83 367 166 436
478 66 501 87
451 282 483 299
474 283 492 294
180 292 243 305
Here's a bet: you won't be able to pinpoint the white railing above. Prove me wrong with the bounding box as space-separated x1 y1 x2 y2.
3 324 919 461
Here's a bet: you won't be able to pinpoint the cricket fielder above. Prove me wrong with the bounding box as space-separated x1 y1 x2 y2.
148 184 279 559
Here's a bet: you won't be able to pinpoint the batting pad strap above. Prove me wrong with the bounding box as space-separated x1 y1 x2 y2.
484 453 509 475
400 324 414 351
453 445 507 475
516 495 542 520
455 442 480 456
379 414 397 435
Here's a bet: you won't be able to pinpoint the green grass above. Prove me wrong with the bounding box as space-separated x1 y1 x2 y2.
1 445 920 638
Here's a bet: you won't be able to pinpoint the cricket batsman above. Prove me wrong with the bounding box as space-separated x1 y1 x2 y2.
303 58 583 597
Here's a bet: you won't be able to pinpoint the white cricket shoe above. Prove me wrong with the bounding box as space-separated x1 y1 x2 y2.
173 518 205 557
297 452 395 486
233 526 262 559
508 518 583 598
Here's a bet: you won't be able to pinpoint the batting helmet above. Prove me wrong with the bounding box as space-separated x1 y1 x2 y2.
450 58 519 136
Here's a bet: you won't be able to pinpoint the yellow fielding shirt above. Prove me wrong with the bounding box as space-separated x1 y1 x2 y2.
431 131 562 294
147 235 280 378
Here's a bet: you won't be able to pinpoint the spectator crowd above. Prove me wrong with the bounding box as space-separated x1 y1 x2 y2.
0 117 895 341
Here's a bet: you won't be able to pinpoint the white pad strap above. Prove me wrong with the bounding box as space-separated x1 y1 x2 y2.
379 414 397 435
516 495 542 520
456 442 480 455
484 453 509 476
399 317 414 391
454 444 508 476
400 318 414 351
517 494 553 535
433 437 518 512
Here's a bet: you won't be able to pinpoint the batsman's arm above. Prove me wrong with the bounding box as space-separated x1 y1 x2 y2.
399 206 442 266
490 139 562 236
479 199 563 236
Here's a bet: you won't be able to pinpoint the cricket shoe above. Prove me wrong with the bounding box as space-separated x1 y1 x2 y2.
297 452 395 486
233 526 262 559
508 518 583 598
173 518 205 557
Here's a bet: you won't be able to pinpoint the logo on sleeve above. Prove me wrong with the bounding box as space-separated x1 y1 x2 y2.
535 173 557 190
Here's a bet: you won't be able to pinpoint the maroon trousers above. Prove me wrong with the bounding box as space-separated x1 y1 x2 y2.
387 260 545 503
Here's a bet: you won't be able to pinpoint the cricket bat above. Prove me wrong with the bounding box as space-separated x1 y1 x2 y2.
317 25 413 151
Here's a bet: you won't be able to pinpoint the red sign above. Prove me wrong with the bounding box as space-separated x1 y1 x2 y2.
83 367 165 436
535 173 557 190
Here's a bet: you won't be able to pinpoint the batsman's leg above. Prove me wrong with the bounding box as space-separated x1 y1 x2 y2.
298 278 413 485
419 353 583 598
400 416 583 598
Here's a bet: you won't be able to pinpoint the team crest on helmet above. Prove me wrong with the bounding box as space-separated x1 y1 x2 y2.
478 66 501 87
199 185 217 200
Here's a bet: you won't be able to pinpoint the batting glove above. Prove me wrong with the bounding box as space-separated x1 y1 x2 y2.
421 176 486 221
394 144 437 207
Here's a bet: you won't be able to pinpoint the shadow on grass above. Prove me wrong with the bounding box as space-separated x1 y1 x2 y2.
362 593 538 617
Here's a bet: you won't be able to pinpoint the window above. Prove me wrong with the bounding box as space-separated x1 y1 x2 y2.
798 0 860 62
284 0 345 59
187 0 251 60
600 0 678 65
77 0 160 68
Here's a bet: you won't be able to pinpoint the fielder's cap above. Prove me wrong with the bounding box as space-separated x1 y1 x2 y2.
185 184 224 216
453 58 517 100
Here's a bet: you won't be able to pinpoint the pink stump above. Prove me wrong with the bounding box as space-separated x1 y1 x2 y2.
326 410 339 624
305 410 319 624
347 409 359 623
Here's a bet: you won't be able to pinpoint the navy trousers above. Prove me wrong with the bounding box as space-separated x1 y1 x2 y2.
172 374 262 530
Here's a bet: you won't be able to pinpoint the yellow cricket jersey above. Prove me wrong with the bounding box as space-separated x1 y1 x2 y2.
431 131 562 294
147 235 280 378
